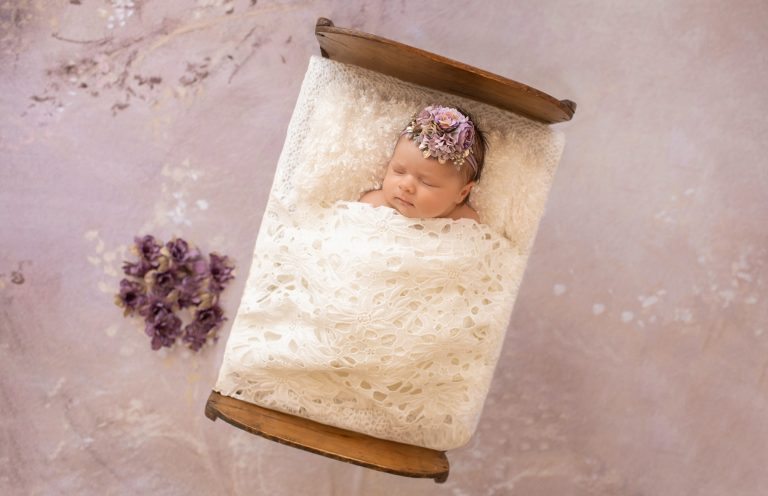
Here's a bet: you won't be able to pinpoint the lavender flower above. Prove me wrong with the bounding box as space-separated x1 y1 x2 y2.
195 304 226 332
116 279 146 316
139 293 174 323
145 311 183 350
167 238 190 263
166 237 203 269
208 253 235 293
122 258 153 278
150 270 177 297
176 275 202 309
182 322 208 351
135 235 162 264
189 257 209 280
182 304 226 351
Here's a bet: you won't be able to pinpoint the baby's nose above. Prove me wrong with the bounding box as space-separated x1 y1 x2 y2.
399 176 415 192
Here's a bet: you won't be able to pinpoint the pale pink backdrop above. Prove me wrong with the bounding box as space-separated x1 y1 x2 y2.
1 1 767 495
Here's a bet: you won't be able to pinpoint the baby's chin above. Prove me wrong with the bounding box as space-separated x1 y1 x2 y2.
397 209 420 218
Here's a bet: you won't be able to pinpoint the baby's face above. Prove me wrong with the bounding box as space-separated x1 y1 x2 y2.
382 137 474 219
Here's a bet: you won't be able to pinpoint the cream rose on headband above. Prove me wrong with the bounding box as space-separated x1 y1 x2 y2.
434 107 465 131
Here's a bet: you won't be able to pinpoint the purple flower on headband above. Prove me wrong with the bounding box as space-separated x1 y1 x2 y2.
456 122 475 151
417 107 432 123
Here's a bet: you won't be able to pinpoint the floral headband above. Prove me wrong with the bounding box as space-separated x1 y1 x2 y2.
401 105 478 178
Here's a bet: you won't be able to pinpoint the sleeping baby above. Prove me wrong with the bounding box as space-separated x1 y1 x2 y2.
359 105 488 223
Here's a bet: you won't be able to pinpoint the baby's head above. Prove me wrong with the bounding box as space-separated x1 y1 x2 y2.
381 105 488 218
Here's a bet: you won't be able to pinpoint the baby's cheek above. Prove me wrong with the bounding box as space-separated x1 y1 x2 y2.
425 190 441 202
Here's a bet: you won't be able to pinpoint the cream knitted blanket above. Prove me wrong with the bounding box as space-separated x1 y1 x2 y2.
215 199 524 449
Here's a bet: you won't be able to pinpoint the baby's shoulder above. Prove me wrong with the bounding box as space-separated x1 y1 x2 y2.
450 203 481 223
359 189 387 206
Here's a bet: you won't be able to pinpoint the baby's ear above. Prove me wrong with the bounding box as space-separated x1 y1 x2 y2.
458 181 475 202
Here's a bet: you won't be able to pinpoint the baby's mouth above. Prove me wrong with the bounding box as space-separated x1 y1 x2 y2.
396 197 414 207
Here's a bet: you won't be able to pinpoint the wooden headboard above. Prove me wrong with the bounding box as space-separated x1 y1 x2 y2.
315 18 576 125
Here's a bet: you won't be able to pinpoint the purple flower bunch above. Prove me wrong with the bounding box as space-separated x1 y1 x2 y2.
403 105 477 172
115 235 235 352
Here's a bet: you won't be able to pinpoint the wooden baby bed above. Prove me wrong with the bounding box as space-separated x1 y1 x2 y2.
204 17 576 484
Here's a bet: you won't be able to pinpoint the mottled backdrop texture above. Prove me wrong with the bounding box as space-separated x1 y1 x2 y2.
1 1 767 495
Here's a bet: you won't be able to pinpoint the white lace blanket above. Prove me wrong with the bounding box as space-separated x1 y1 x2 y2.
214 200 526 450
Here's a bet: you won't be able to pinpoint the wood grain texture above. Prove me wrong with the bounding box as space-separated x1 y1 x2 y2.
315 17 576 124
205 391 450 483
